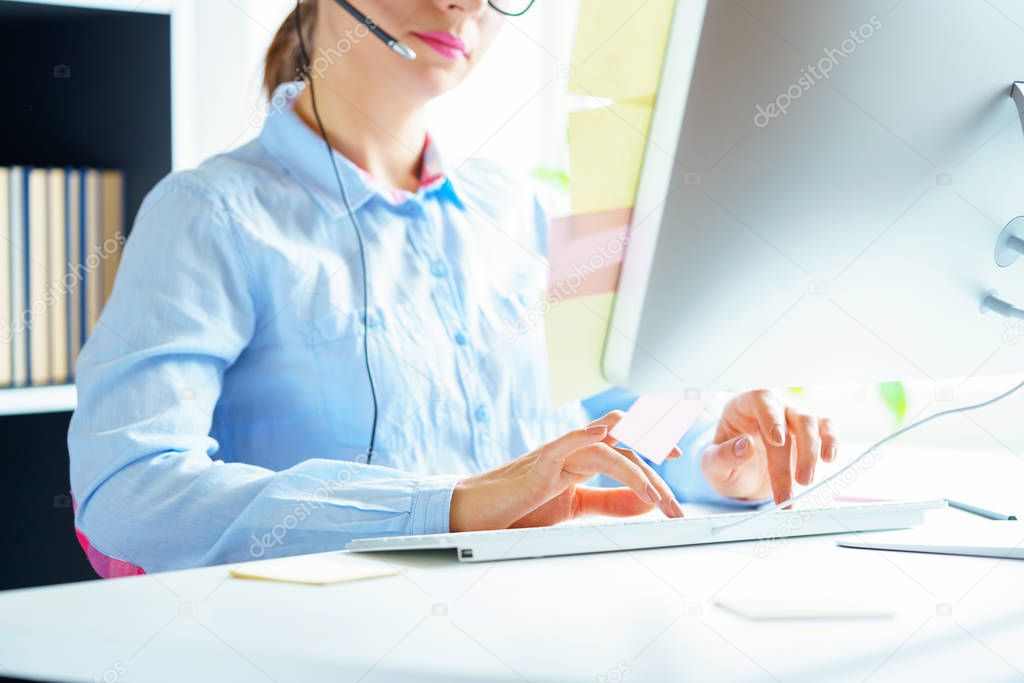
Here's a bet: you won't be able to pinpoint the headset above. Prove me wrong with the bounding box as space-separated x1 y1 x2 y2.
290 0 525 466
293 0 389 465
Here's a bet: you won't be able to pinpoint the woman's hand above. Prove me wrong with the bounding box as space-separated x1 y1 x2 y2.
701 390 839 505
450 412 684 533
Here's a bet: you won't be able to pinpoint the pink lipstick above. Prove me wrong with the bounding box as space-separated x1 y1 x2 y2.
411 31 468 60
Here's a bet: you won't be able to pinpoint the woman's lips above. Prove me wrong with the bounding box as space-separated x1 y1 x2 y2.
411 31 468 60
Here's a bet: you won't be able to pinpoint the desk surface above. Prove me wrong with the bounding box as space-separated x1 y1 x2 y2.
3 447 1023 683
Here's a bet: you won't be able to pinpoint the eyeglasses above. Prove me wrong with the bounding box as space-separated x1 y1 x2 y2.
488 0 535 17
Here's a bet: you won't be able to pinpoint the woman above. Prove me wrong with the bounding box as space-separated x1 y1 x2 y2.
68 0 838 576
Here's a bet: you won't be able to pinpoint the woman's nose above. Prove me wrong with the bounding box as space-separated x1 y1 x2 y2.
433 0 487 16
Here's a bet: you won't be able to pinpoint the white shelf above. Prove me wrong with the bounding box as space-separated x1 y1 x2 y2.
0 385 77 416
4 0 177 16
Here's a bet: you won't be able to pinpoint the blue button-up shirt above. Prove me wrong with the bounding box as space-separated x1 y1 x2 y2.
68 82 734 574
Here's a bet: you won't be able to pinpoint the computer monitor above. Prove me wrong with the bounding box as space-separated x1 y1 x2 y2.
604 0 1024 393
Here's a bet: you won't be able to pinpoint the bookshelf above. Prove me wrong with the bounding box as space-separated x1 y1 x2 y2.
1 0 177 589
2 0 175 408
0 383 76 416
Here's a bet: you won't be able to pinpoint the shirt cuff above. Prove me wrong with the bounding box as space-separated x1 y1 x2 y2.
674 443 769 508
411 475 461 535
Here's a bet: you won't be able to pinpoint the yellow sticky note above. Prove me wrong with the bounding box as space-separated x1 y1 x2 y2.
569 102 653 214
569 0 677 100
229 552 396 586
545 292 615 407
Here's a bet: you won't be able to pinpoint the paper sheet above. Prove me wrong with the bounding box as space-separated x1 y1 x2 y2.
544 292 615 407
229 553 396 586
611 393 715 464
715 597 892 620
569 0 677 100
568 102 653 215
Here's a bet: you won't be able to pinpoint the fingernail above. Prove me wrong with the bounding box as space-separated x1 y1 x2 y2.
734 436 750 457
827 445 837 461
586 425 608 436
645 483 663 503
807 464 815 483
770 425 786 445
672 499 685 517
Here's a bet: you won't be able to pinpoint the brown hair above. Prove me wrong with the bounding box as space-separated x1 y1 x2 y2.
264 1 318 97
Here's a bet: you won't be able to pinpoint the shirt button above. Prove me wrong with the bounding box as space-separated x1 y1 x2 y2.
454 331 467 346
362 311 380 328
474 405 490 423
430 261 448 278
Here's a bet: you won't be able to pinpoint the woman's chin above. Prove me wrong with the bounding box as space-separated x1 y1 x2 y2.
406 66 467 99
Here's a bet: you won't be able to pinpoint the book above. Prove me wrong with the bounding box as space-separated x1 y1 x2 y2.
48 168 69 384
0 168 10 387
83 169 102 337
101 170 124 305
0 165 125 387
27 168 51 385
9 167 27 387
66 169 83 374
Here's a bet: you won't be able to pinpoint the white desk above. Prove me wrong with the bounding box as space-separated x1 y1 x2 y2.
2 447 1023 682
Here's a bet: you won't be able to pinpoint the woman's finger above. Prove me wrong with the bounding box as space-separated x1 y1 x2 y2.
765 432 794 506
537 424 610 468
564 443 665 509
700 434 757 492
588 410 627 432
786 407 821 485
819 417 839 462
574 486 655 518
743 390 788 447
614 446 684 518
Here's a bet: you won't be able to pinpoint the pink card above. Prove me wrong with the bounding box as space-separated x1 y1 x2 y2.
611 392 716 464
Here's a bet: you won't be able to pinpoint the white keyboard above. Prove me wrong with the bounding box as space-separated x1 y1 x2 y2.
346 499 946 562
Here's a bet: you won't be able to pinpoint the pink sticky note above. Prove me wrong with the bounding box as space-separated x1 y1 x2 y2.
611 392 716 464
547 213 630 297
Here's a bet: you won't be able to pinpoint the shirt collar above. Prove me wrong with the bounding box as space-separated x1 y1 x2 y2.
352 132 454 206
259 81 464 217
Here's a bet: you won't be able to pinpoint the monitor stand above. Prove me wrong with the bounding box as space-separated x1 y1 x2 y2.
995 217 1024 268
983 88 1024 320
989 83 1024 272
1015 82 1024 136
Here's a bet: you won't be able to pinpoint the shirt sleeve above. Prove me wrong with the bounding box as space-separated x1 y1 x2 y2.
68 175 458 574
581 388 763 507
